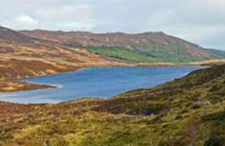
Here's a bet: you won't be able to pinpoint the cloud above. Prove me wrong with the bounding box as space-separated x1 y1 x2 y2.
35 4 96 31
15 15 39 27
0 0 225 49
56 22 96 31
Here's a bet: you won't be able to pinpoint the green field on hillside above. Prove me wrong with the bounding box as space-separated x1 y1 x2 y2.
87 46 220 63
87 46 158 63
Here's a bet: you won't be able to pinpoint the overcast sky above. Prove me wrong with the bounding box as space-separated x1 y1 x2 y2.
0 0 225 50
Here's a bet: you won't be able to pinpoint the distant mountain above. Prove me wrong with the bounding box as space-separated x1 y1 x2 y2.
22 30 225 63
0 26 41 43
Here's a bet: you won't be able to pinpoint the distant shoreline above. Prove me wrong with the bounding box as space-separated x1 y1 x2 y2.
1 59 225 93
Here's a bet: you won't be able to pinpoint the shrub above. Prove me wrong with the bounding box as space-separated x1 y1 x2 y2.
204 138 220 146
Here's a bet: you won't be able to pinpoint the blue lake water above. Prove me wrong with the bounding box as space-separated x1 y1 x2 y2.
0 66 203 103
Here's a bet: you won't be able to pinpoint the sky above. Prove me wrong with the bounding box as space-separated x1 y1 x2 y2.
0 0 225 50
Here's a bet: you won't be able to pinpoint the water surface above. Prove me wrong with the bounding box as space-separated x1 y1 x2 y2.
0 66 203 103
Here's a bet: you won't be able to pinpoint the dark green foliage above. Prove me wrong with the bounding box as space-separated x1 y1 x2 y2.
87 46 157 63
204 138 220 146
87 45 225 63
202 110 225 146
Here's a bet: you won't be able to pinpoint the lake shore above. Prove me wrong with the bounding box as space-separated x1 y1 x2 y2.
1 59 225 93
1 64 225 145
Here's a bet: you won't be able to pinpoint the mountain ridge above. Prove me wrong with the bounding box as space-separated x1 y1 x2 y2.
21 28 225 63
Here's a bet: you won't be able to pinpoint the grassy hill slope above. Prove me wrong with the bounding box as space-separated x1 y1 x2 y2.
0 27 124 91
22 30 225 63
1 65 225 146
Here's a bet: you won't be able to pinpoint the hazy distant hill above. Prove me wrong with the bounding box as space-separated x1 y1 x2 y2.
22 30 225 63
0 26 44 44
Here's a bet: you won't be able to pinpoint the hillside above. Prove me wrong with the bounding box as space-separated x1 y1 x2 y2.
0 26 123 91
22 30 225 63
3 26 225 92
1 65 225 146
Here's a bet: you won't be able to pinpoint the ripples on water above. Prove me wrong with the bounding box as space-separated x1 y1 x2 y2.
0 66 203 103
